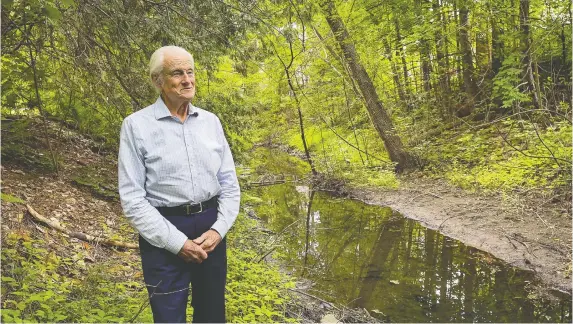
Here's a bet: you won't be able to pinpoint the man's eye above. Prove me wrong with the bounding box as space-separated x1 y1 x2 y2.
172 71 182 76
186 71 194 76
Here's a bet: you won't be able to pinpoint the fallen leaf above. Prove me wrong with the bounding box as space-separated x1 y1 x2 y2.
321 314 339 323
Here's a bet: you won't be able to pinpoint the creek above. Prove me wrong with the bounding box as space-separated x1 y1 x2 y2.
245 150 572 323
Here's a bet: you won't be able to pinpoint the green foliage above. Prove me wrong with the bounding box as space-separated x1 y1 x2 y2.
1 193 25 204
226 215 296 323
1 215 296 323
493 54 531 108
285 124 398 189
1 231 153 323
420 119 571 192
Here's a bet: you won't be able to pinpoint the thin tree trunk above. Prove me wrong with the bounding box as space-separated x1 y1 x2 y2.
453 0 462 88
458 0 478 116
342 80 365 165
288 67 318 176
416 0 432 92
519 0 541 108
382 37 408 107
27 28 59 176
442 2 453 117
433 0 451 119
394 18 410 92
491 5 504 76
271 25 318 175
320 0 417 172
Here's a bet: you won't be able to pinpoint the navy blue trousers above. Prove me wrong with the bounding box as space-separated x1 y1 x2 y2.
139 207 227 323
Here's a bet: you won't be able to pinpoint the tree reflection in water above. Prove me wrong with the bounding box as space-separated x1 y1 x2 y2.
251 183 571 323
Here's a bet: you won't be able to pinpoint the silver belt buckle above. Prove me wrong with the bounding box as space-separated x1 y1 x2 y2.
185 203 203 214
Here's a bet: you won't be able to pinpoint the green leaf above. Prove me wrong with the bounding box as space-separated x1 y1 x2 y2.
60 0 75 7
44 3 62 20
1 193 25 204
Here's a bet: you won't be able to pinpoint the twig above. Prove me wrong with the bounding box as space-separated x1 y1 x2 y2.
534 211 553 230
287 288 341 312
504 234 519 249
256 246 278 263
252 219 301 262
438 215 461 230
247 180 287 187
26 204 138 249
505 233 537 257
129 280 162 322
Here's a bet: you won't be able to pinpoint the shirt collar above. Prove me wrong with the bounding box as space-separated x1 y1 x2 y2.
154 96 198 120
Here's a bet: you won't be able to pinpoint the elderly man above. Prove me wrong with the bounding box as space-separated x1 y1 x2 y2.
118 46 240 323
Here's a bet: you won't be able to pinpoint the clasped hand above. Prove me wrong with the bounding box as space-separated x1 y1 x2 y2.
177 229 222 263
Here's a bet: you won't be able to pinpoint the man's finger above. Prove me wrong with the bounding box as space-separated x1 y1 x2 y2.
198 248 208 259
193 234 206 245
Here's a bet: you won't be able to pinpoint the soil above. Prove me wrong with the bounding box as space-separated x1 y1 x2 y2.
346 174 572 295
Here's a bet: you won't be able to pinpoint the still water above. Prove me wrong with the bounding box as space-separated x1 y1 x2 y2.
248 182 572 323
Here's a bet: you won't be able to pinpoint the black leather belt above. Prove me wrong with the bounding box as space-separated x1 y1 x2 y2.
156 196 218 216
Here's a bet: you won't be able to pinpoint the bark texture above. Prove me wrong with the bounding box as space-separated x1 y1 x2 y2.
320 0 417 172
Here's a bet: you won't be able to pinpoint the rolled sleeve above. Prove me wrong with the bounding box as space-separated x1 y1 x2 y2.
211 118 241 238
118 118 188 254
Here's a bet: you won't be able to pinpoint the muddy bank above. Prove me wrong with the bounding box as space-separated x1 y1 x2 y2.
345 176 572 294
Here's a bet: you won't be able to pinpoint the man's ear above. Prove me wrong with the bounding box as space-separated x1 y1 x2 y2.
152 74 163 89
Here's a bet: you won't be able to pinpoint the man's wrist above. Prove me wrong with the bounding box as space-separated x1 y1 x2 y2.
210 228 221 238
210 220 228 239
166 231 189 255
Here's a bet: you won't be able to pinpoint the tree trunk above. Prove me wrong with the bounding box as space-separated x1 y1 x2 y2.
453 0 462 88
382 37 408 107
432 0 451 119
416 0 432 92
458 0 478 116
519 0 541 108
394 18 410 92
491 8 504 76
320 0 417 172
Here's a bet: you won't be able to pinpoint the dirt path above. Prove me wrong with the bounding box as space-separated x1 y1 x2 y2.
347 176 572 295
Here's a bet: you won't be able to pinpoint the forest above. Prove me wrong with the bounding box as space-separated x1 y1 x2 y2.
1 0 571 322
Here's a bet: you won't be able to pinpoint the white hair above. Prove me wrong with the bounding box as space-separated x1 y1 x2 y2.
149 46 194 88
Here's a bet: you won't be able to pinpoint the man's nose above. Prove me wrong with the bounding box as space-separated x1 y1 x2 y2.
182 73 192 83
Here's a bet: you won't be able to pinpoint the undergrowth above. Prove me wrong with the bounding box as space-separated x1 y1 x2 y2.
417 119 571 192
1 230 153 323
281 116 569 194
284 125 399 189
1 214 296 323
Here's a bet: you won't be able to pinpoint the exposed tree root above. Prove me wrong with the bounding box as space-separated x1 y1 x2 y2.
26 204 138 249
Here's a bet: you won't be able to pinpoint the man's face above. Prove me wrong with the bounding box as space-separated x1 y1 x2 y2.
160 52 195 102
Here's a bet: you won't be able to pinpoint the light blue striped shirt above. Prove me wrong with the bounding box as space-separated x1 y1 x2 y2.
118 97 240 254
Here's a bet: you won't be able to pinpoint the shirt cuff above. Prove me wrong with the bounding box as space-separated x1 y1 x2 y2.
211 219 229 239
164 230 188 255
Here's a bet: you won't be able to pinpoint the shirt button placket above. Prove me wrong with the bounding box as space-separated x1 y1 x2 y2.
184 120 197 199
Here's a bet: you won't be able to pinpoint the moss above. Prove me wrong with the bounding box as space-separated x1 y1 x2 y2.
71 166 118 201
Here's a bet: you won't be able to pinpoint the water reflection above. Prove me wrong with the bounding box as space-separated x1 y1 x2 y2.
251 184 572 323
